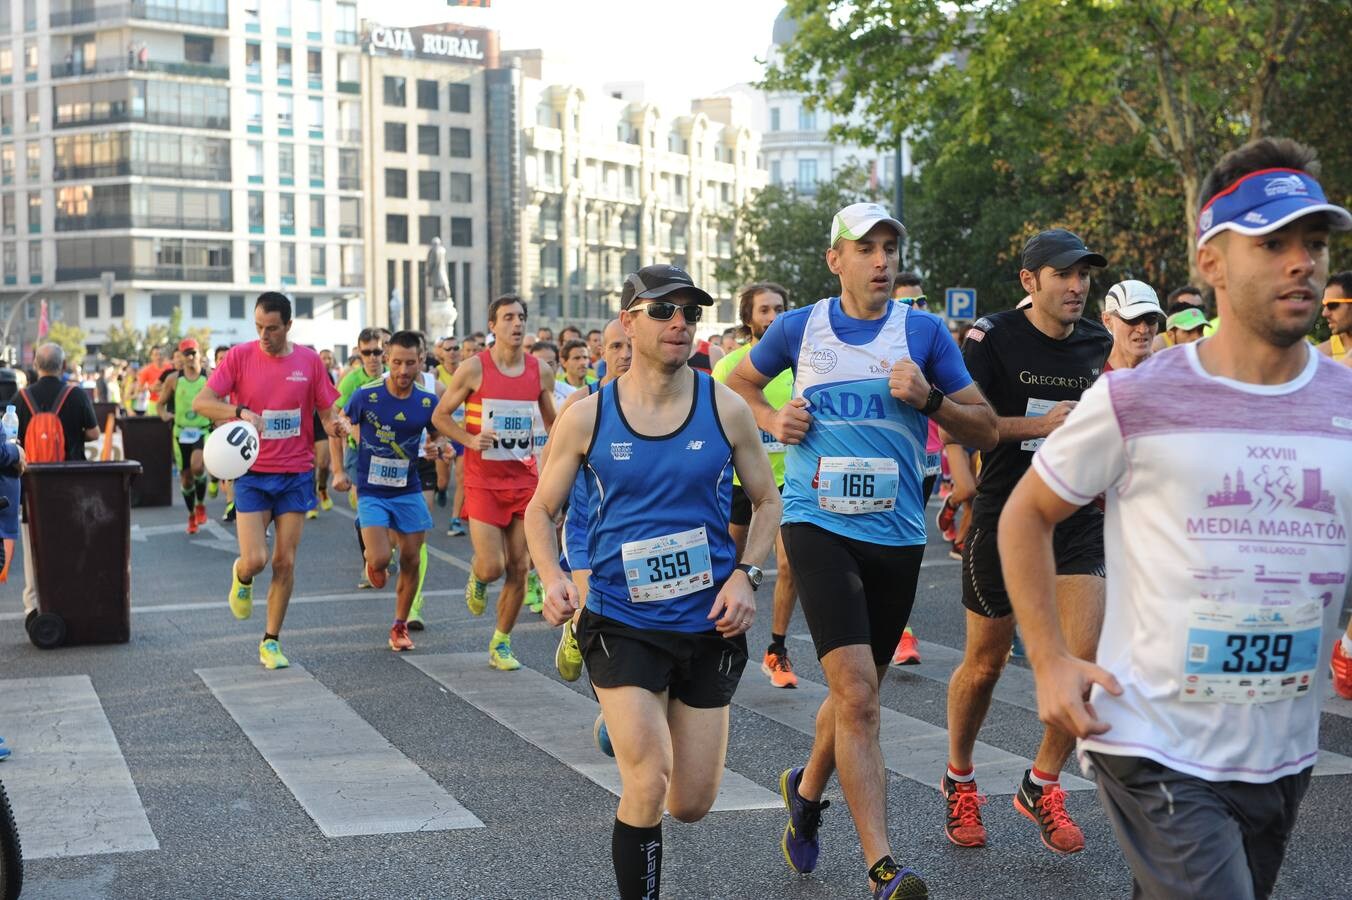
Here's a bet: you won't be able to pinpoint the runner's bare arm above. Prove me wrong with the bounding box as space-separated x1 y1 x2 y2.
711 382 782 636
192 384 261 429
539 385 590 469
538 365 557 430
317 400 344 438
430 356 482 447
999 468 1122 739
157 374 177 422
726 354 811 444
525 396 599 626
888 362 996 450
992 400 1077 442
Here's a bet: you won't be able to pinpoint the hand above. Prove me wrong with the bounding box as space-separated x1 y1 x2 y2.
240 410 265 432
773 398 812 445
468 429 497 452
888 358 931 408
542 576 580 626
14 444 25 475
1041 400 1078 435
1031 653 1122 739
325 413 352 439
708 572 755 637
330 471 350 493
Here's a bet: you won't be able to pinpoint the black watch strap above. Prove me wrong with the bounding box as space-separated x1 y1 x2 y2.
921 386 944 416
235 404 246 419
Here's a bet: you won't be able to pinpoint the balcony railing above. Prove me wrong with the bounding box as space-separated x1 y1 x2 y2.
54 162 231 182
52 58 228 80
54 108 229 131
57 263 231 282
56 212 231 232
50 1 228 29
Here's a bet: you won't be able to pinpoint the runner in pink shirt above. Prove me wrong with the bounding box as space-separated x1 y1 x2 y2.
194 292 343 669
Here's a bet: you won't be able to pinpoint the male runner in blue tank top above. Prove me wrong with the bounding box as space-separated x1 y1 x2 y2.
526 264 782 900
729 202 997 899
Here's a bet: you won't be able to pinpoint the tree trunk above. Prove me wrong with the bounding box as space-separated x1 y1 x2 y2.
1182 172 1201 288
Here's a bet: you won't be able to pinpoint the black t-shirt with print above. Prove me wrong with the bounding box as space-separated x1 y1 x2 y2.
962 308 1112 526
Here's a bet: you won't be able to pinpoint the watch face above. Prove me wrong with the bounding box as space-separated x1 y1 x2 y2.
746 566 763 586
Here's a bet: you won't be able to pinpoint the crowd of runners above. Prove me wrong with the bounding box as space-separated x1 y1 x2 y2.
70 135 1348 899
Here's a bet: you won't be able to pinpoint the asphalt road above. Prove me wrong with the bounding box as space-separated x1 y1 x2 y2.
2 490 1349 900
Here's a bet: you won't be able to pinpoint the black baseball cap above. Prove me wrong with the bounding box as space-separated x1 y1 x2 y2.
1021 229 1107 272
620 264 714 310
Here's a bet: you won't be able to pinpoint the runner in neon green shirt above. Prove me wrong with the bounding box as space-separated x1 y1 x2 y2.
713 282 800 688
160 338 213 533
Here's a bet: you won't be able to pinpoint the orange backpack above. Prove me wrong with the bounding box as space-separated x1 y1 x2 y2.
20 384 75 463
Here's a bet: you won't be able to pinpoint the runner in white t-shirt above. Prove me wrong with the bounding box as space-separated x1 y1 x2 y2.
998 137 1352 899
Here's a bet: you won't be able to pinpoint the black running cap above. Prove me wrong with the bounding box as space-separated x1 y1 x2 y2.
1021 229 1108 272
620 264 714 310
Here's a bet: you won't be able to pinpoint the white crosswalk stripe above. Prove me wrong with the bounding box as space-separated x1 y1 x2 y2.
197 664 483 837
0 675 158 859
405 653 782 811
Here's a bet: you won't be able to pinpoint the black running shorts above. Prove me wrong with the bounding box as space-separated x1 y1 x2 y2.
729 482 783 528
575 608 748 709
782 522 925 666
962 508 1105 619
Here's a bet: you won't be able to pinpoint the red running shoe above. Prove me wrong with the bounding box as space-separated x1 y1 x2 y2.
891 630 921 666
1014 771 1085 854
388 622 414 652
941 773 987 847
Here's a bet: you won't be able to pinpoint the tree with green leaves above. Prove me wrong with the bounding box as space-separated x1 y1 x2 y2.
715 164 884 308
45 321 87 370
766 0 1351 310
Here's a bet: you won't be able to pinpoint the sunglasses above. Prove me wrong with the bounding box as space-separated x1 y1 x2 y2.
898 295 928 309
635 301 704 323
360 348 384 357
1326 301 1347 311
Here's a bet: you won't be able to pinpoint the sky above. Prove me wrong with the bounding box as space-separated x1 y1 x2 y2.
359 0 787 110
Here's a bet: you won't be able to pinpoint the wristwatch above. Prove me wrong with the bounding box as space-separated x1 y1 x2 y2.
735 563 764 591
920 386 944 416
235 404 247 420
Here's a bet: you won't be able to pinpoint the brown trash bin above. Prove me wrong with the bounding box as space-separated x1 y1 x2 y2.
21 460 142 649
120 415 172 507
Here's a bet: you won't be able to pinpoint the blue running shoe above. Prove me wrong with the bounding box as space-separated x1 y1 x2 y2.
0 737 9 762
1010 629 1026 660
779 766 829 874
593 713 614 757
871 859 928 899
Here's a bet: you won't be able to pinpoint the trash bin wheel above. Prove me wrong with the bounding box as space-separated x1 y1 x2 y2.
28 612 66 650
23 610 36 638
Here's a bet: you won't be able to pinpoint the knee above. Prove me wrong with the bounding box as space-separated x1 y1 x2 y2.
625 767 672 815
958 654 1007 690
367 546 392 571
833 679 881 730
667 790 715 824
504 555 529 582
270 553 296 580
239 548 269 575
477 556 505 582
399 546 422 571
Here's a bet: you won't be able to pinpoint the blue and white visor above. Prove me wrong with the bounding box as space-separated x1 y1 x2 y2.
1197 167 1351 247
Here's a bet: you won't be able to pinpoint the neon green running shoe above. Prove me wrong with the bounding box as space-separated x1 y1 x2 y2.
525 570 543 614
229 562 253 620
408 592 425 631
258 639 290 670
489 638 521 671
555 618 583 682
465 568 487 616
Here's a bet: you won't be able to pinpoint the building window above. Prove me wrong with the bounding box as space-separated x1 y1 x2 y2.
247 141 263 180
385 168 407 198
416 79 438 110
281 243 296 280
304 0 322 34
229 294 245 318
308 145 324 183
449 172 472 203
333 295 347 320
150 293 180 317
383 76 405 107
450 216 472 247
306 49 322 84
448 127 471 159
27 190 39 232
418 171 440 201
277 45 293 82
417 125 439 156
307 96 323 133
25 142 37 181
798 106 816 131
245 41 261 78
2 195 13 235
278 94 294 131
248 191 264 230
309 195 324 232
338 148 359 189
383 122 406 153
111 292 125 317
2 244 15 280
448 82 471 114
335 1 356 43
279 193 295 231
386 214 408 244
769 160 780 185
418 215 439 245
24 89 37 132
26 241 38 279
339 196 360 237
248 243 264 279
247 90 263 128
84 293 98 318
191 294 207 318
797 158 817 189
308 246 324 280
295 294 313 318
769 108 780 131
278 143 294 183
